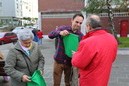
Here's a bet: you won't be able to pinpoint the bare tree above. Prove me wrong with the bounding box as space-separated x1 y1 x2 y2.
106 0 118 41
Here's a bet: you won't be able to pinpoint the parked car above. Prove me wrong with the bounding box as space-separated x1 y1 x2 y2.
0 32 18 45
12 27 24 35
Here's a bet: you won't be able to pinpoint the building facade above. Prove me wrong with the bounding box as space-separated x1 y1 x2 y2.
100 12 129 37
38 0 129 37
38 0 84 35
0 0 38 27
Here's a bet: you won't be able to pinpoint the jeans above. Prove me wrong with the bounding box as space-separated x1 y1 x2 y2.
38 38 42 45
53 61 72 86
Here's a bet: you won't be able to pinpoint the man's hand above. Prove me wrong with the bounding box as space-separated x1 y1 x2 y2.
60 30 69 36
22 75 31 82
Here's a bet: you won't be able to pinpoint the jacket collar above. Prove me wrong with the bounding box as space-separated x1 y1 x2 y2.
82 28 107 40
14 41 35 52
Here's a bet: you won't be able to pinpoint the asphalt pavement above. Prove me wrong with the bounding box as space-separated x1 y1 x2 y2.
0 38 129 86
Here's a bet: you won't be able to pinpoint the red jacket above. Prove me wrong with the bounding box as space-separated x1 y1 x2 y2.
37 30 43 38
72 29 118 86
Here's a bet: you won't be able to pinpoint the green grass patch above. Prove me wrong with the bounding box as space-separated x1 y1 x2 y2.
118 37 129 48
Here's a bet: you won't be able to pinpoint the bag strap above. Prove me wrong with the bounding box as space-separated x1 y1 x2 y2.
16 49 32 75
22 54 32 75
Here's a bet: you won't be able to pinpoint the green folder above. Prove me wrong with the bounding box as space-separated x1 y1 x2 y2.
63 33 79 57
27 70 46 86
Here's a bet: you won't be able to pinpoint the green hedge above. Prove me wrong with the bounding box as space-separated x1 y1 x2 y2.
118 37 129 48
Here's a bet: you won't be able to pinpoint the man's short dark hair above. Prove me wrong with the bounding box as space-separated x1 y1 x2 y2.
73 13 84 20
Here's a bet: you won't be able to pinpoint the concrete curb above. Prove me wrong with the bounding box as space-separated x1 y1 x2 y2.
117 48 129 55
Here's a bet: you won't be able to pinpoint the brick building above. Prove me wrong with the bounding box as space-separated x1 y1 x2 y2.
100 13 129 37
38 0 84 35
38 0 129 37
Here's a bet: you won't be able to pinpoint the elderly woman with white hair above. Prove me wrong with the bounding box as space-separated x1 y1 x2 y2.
4 29 45 86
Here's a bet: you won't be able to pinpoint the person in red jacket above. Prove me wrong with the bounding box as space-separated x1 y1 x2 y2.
72 14 118 86
37 30 43 45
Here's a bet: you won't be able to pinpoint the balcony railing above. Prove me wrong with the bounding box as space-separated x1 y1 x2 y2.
100 12 129 17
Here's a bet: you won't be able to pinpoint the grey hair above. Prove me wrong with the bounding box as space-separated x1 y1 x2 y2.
17 29 34 41
86 14 102 28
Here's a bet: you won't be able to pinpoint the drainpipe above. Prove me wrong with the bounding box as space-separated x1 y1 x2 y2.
38 12 42 30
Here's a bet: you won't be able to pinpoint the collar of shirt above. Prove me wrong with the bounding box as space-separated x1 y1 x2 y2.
19 41 29 54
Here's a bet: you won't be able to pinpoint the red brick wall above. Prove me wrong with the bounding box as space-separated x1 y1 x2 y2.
38 0 84 12
38 0 84 35
38 0 129 35
42 17 129 35
42 18 71 34
101 17 129 34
